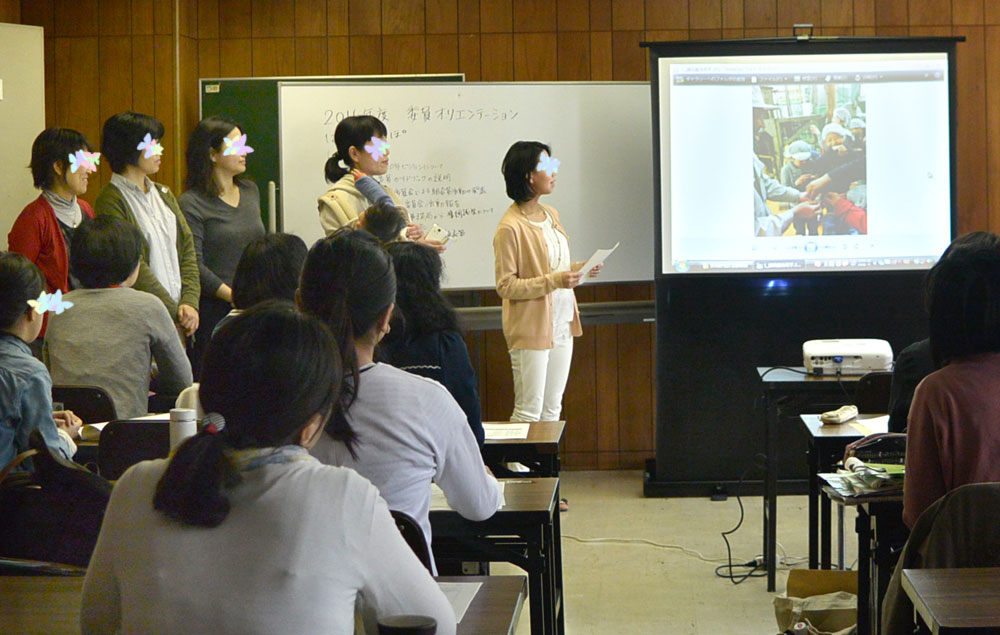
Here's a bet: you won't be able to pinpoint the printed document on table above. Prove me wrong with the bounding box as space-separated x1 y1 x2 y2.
484 423 530 440
578 241 619 284
437 582 482 623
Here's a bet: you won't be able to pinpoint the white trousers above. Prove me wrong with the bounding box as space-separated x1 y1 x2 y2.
509 335 574 422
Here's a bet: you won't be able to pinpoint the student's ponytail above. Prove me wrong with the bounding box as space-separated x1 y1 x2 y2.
323 115 389 184
153 425 238 528
153 302 345 527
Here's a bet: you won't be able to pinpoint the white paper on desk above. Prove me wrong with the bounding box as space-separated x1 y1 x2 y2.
437 582 482 623
484 423 530 440
431 480 506 510
577 241 619 284
133 412 171 421
79 421 108 442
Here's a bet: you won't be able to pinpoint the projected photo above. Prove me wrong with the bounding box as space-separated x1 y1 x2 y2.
753 83 867 237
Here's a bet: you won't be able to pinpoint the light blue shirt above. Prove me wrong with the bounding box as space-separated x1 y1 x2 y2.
0 333 73 467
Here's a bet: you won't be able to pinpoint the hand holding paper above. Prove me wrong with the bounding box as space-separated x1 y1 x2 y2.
576 241 619 284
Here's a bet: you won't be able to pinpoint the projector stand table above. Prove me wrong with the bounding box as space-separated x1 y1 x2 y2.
757 367 861 591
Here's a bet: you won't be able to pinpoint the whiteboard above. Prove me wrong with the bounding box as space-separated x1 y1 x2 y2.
278 82 653 289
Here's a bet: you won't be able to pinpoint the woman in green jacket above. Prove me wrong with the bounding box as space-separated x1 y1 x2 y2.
94 111 200 337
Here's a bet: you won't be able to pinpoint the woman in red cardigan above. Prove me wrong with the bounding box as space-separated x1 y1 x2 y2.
8 128 98 301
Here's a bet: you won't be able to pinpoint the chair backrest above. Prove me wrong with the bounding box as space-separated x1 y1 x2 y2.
854 371 893 414
0 556 87 576
882 482 1000 634
0 430 111 568
390 510 433 574
97 420 171 480
51 385 118 424
377 615 437 634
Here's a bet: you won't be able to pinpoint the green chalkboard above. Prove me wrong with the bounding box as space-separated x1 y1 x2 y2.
199 74 462 230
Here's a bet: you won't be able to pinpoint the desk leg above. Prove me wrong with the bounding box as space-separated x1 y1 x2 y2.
807 447 819 569
855 508 873 635
527 535 546 635
552 481 565 634
821 491 832 569
764 396 779 592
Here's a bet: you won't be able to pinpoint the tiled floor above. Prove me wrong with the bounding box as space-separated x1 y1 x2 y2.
492 470 859 634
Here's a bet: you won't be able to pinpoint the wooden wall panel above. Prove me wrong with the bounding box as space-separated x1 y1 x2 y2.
557 0 588 31
426 0 457 33
295 0 327 37
875 0 909 26
952 0 982 25
350 35 383 74
556 31 590 80
98 0 131 35
218 0 250 38
0 0 19 22
688 0 722 29
54 0 98 36
512 0 555 32
480 33 512 80
383 0 424 35
294 36 327 75
327 0 348 35
480 0 511 33
426 33 458 72
252 0 295 38
20 0 1000 470
513 32 556 80
382 34 426 74
646 1 688 30
821 0 853 27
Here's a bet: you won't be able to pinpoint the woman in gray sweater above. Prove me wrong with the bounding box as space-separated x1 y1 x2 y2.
179 117 265 377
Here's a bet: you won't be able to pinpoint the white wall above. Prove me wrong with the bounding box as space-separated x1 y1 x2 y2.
0 23 45 243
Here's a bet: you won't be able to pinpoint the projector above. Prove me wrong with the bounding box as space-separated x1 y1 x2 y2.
803 339 893 375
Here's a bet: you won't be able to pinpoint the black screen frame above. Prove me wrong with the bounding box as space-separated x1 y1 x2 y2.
644 37 960 279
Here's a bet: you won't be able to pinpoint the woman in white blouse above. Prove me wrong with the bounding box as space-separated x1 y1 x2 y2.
298 229 503 571
81 302 454 634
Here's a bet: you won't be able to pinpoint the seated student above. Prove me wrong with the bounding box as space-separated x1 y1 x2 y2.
95 111 200 338
0 253 81 466
44 217 192 420
81 303 455 634
358 199 407 244
886 232 1000 433
298 229 502 570
212 233 307 337
902 238 1000 527
382 241 484 447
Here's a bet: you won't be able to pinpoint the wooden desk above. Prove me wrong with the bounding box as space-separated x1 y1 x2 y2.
902 568 1000 634
482 421 565 477
800 414 888 570
0 575 527 635
431 478 563 635
0 576 83 634
824 487 907 635
758 367 861 591
439 575 527 635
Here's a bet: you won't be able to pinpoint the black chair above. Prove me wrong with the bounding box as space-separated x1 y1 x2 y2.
390 510 434 574
51 385 118 424
0 430 111 568
854 370 893 414
377 615 437 634
97 420 171 480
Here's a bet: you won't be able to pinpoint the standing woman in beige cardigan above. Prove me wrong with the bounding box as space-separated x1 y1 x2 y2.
493 141 601 424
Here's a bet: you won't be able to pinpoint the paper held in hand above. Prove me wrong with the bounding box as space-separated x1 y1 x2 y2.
577 241 619 284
